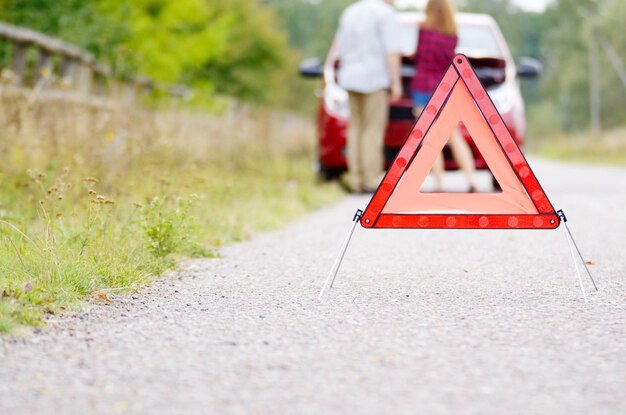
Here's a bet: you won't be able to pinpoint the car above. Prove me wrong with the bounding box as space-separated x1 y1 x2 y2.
299 12 542 187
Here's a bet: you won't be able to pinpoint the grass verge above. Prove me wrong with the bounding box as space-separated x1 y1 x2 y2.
530 128 626 166
0 152 341 333
0 97 342 333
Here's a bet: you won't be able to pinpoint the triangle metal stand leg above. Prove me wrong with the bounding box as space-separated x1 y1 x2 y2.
557 209 598 304
318 209 363 301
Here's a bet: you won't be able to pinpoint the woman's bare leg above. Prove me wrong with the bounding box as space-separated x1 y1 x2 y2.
415 105 444 192
432 153 444 191
448 129 476 191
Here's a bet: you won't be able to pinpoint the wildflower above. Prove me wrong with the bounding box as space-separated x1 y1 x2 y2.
28 170 45 183
88 189 97 195
81 177 99 183
104 200 115 205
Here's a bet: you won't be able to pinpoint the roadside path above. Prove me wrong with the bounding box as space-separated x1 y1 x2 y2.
1 158 625 414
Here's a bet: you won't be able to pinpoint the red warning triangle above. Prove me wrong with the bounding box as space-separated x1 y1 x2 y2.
362 54 559 230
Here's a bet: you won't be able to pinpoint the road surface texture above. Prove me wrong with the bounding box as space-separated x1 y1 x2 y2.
1 158 625 414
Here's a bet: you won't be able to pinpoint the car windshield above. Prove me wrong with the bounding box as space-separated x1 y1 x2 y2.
396 22 503 58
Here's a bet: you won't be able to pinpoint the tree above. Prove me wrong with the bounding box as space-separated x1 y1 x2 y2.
540 0 626 131
263 0 353 58
0 0 295 104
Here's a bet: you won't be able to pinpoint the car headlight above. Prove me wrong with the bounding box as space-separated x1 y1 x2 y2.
324 84 350 118
488 83 515 115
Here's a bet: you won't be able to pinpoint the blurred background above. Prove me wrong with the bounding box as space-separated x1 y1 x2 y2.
1 0 624 139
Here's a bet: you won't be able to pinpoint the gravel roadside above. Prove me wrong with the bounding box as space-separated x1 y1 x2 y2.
1 158 625 415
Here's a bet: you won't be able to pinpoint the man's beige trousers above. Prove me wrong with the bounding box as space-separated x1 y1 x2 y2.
346 89 389 191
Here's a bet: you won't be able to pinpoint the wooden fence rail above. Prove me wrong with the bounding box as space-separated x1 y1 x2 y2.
0 21 187 103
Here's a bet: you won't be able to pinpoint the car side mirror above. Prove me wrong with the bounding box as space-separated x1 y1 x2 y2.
517 57 543 79
299 58 323 78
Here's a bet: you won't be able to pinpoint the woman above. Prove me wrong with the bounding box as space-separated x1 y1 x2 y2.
412 0 477 193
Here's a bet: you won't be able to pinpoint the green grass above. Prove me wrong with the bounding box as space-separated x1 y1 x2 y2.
530 128 626 166
0 145 341 333
0 94 341 333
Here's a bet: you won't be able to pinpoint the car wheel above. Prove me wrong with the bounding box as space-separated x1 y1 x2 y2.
316 164 344 182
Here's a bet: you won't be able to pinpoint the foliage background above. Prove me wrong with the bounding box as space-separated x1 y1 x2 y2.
1 0 624 134
268 0 626 136
0 0 298 105
459 0 626 136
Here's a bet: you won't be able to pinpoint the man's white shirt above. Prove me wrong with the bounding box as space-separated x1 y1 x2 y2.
337 0 403 94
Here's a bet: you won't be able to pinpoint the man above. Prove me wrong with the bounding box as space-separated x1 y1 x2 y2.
331 0 403 193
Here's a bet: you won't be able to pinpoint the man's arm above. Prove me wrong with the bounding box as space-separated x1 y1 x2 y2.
324 34 339 86
387 53 403 102
381 7 403 102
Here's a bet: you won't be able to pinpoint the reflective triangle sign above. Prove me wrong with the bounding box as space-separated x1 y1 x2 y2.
361 54 559 230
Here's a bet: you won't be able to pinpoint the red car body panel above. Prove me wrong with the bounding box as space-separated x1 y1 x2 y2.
317 99 522 171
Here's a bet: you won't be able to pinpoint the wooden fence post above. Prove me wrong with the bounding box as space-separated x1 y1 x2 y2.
12 42 28 84
77 64 93 95
60 57 76 88
0 20 181 101
36 47 53 85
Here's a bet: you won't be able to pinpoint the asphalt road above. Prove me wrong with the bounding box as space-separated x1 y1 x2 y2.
1 158 625 415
